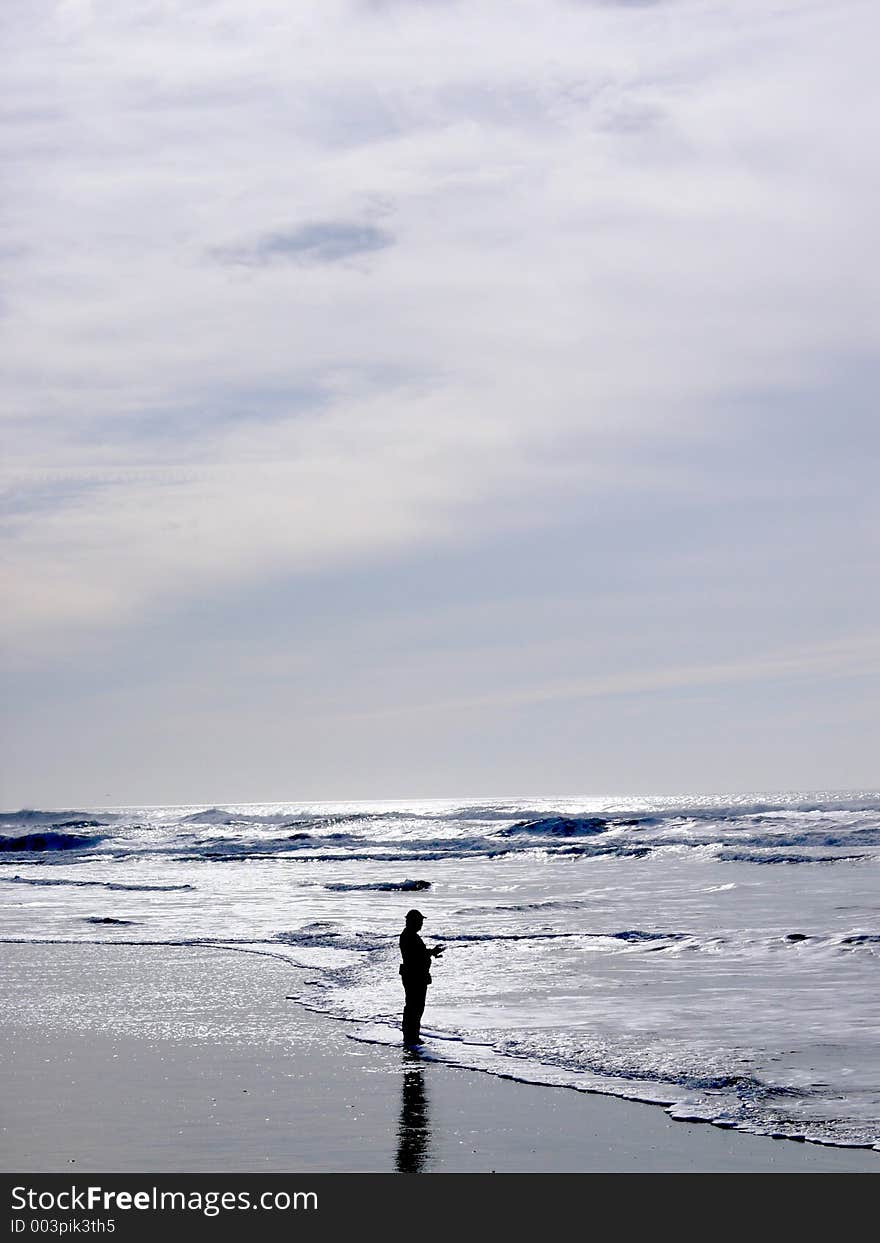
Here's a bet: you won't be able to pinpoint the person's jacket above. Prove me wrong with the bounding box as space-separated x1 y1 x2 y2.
399 928 432 984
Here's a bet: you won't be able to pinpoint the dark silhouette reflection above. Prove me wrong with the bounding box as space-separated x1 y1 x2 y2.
396 1059 432 1173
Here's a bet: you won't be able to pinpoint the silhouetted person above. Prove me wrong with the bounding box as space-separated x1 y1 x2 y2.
399 908 444 1046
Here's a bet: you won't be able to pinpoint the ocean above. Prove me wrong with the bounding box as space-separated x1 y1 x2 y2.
1 791 878 1151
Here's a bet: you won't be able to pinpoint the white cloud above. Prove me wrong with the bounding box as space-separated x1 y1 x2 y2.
2 0 878 665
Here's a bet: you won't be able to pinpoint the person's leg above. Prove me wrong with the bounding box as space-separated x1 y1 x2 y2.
402 987 417 1044
413 985 426 1040
402 981 427 1044
409 983 427 1044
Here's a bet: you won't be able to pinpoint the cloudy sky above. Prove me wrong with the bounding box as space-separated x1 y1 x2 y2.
2 0 878 807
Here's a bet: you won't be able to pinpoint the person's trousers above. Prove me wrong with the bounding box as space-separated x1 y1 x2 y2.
401 978 428 1045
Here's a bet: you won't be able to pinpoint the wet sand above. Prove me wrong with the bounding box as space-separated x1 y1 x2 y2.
1 943 877 1172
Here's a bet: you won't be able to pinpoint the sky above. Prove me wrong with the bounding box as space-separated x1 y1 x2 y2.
1 0 878 807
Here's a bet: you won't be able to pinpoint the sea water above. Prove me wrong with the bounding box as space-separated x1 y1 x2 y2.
1 791 878 1150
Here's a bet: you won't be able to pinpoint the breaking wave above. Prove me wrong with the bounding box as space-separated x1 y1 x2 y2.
0 832 104 852
717 849 868 865
495 817 612 837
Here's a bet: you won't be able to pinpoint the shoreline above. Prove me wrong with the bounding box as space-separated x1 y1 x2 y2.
1 942 878 1173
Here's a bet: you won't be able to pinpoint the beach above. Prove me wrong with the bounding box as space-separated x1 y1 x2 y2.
4 794 880 1151
1 943 877 1173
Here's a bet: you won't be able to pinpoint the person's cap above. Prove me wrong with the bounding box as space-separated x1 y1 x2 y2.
405 909 424 923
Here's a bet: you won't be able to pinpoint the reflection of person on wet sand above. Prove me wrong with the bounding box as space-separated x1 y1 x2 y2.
396 1064 431 1173
398 908 444 1046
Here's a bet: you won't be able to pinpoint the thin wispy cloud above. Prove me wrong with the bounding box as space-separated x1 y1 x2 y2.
212 221 394 267
330 635 880 723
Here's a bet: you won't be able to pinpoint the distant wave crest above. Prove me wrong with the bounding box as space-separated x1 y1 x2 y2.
323 879 431 892
0 875 193 892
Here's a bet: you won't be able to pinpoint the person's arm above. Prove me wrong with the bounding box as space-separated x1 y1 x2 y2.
416 934 440 968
